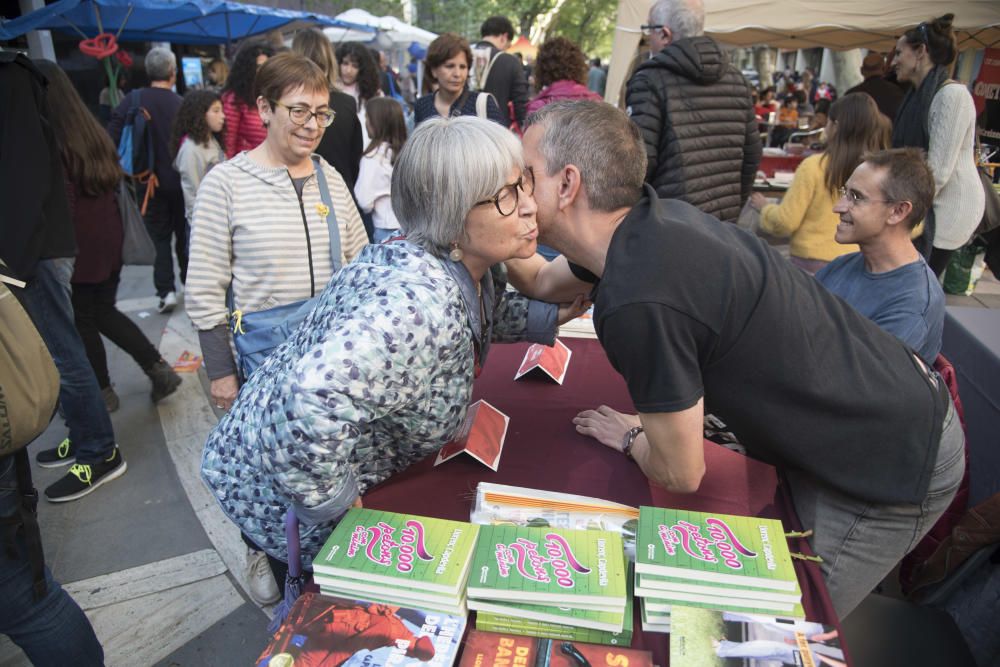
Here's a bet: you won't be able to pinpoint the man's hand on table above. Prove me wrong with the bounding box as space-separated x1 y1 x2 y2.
572 405 641 451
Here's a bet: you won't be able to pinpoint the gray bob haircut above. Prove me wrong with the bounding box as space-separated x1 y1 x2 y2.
650 0 705 39
145 47 176 81
392 116 523 255
528 100 646 212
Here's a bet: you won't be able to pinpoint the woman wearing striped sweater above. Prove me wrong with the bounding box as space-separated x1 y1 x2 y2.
187 53 368 414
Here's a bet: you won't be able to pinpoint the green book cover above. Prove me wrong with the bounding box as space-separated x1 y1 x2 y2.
475 582 635 646
635 507 799 592
635 572 801 604
467 598 624 633
639 600 671 634
669 606 845 666
313 573 466 615
640 592 806 620
467 524 627 608
315 584 467 616
312 508 479 596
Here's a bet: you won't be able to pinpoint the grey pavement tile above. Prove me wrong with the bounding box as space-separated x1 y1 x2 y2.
973 294 1000 309
944 294 984 307
30 299 211 584
154 601 270 667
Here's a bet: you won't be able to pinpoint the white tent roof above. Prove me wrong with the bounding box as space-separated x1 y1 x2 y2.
606 0 1000 104
323 8 437 48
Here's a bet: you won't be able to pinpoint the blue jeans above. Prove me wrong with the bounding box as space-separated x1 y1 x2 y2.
16 259 116 464
0 456 103 665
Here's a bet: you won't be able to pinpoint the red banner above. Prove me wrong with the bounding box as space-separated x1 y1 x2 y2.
972 48 1000 149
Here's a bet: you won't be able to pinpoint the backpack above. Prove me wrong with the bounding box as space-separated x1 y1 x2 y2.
0 270 58 600
470 43 502 92
116 89 158 214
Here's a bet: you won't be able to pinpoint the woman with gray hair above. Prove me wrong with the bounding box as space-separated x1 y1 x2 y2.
201 115 582 585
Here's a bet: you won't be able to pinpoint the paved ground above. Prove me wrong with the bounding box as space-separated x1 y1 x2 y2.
1 257 997 667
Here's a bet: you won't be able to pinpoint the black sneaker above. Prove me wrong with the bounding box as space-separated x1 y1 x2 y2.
36 438 76 468
44 447 127 503
146 359 182 403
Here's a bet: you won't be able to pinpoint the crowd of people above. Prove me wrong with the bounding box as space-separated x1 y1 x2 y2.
0 0 992 662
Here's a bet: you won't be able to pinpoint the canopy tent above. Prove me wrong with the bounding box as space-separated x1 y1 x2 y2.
506 35 537 60
322 8 436 48
0 0 372 45
606 0 1000 104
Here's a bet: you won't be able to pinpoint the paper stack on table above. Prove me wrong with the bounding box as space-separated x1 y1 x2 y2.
465 524 629 634
633 506 804 632
311 508 480 615
458 629 653 667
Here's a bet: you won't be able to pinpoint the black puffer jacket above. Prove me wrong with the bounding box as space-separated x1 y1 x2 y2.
626 36 761 223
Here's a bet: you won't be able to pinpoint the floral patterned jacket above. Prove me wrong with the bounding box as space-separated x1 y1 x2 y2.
201 240 556 564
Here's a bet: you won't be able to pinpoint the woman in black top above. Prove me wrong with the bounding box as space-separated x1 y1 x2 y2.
413 33 506 126
292 29 364 193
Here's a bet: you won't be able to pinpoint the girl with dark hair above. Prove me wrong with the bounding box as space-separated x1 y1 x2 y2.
355 97 408 243
32 60 182 411
171 89 226 222
335 42 382 146
891 13 985 274
748 93 888 274
525 36 602 115
221 39 275 158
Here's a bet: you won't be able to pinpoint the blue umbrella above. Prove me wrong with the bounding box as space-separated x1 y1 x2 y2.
0 0 374 45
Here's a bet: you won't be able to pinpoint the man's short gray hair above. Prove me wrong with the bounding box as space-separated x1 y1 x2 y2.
392 116 523 255
145 47 176 81
527 101 646 212
649 0 705 40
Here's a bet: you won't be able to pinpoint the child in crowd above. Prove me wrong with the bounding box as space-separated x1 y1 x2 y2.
772 93 800 147
171 89 226 223
354 97 407 243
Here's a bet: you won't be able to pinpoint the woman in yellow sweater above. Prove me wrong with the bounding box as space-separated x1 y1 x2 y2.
749 93 889 274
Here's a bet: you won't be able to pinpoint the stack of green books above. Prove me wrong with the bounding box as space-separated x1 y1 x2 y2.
311 508 480 615
466 524 629 636
633 506 804 631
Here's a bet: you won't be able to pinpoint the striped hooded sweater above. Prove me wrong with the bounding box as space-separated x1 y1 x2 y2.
185 151 369 336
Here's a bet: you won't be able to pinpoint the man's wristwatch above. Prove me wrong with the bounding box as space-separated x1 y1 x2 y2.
622 426 644 460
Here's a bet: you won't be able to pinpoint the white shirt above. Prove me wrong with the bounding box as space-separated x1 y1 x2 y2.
354 143 400 230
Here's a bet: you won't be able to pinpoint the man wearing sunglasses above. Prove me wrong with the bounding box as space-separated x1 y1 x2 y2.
626 0 760 224
816 148 945 365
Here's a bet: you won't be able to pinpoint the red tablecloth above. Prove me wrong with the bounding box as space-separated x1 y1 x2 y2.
363 338 845 665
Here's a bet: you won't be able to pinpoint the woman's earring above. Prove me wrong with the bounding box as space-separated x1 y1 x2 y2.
449 242 464 262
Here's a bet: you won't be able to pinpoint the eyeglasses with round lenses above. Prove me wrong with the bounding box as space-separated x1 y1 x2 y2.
271 100 335 128
837 186 896 208
475 167 535 217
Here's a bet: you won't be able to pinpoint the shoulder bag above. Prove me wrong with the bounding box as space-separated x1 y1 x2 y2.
229 156 342 381
117 179 156 265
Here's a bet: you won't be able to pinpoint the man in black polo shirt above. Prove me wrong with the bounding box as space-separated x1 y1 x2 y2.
510 101 964 619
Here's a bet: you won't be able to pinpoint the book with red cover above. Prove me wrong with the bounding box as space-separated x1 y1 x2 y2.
457 629 652 667
434 400 509 471
514 340 572 385
257 592 466 667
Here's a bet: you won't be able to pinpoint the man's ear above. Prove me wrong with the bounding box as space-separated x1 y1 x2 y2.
558 164 583 211
886 200 914 229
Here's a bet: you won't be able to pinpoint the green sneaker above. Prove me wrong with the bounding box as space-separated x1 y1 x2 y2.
36 438 76 468
44 447 127 503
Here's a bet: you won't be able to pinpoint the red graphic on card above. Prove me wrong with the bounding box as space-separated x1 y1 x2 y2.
514 340 572 384
434 400 509 470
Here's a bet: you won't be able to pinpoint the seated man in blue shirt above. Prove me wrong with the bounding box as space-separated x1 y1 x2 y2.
816 148 945 364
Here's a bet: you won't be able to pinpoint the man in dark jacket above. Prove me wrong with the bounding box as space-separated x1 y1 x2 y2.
472 15 530 129
107 47 184 313
845 52 905 124
625 0 761 223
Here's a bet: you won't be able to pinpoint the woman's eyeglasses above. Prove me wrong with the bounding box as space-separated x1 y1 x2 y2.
475 168 535 217
271 100 335 128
